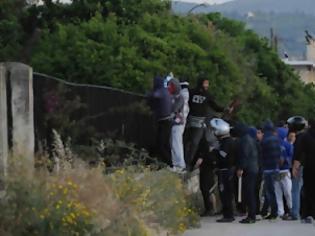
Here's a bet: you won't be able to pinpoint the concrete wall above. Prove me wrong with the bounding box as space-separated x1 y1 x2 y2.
0 65 8 190
294 66 315 84
306 41 315 63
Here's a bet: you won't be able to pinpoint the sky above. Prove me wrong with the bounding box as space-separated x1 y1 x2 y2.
175 0 234 4
56 0 235 4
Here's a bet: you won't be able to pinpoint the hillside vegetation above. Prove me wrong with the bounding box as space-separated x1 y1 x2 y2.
1 0 315 124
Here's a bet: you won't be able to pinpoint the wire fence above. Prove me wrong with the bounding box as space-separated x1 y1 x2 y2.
33 72 157 153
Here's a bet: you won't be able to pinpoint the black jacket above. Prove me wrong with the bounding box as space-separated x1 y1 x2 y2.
197 137 218 169
215 136 236 170
234 124 259 173
294 128 315 171
189 88 224 117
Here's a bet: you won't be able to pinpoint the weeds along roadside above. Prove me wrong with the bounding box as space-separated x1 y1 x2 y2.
0 131 200 236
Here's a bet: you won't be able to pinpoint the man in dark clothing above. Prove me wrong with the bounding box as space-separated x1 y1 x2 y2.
148 76 172 166
293 119 315 223
235 123 259 224
185 78 227 170
261 121 281 220
249 126 264 216
210 118 236 223
286 116 307 221
195 135 218 217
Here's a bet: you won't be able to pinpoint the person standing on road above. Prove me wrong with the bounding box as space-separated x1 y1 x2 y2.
275 127 294 219
194 132 219 217
285 116 307 221
292 119 315 223
260 121 281 220
235 123 259 224
210 119 236 223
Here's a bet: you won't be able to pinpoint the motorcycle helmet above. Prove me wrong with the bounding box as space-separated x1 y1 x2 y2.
209 118 230 137
287 116 307 132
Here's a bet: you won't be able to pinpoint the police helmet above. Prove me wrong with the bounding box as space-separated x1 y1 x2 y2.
210 118 230 137
287 116 307 132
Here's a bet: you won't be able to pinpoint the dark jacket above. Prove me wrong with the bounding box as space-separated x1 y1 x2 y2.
277 128 293 171
248 127 263 172
261 122 281 171
294 128 315 171
148 76 172 121
235 124 259 173
216 136 236 170
188 79 224 117
197 136 219 169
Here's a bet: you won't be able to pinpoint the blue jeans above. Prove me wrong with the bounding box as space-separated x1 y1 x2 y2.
291 167 303 218
263 171 278 217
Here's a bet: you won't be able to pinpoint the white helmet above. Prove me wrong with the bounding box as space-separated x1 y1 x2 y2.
210 118 230 137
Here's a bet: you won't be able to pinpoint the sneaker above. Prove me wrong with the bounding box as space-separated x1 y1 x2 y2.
301 217 314 224
265 215 278 221
282 215 298 221
261 213 270 219
217 218 235 223
168 166 186 174
239 218 256 224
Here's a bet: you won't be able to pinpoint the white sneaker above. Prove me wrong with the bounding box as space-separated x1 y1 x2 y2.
168 166 186 174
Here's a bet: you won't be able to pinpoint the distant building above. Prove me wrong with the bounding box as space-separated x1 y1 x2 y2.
283 33 315 84
246 11 255 19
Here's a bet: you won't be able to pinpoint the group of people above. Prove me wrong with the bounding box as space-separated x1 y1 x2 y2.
148 74 315 224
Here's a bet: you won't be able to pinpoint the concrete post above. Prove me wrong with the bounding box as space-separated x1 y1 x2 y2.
0 64 8 190
6 63 34 166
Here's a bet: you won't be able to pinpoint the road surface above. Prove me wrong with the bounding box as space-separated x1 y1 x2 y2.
184 217 315 236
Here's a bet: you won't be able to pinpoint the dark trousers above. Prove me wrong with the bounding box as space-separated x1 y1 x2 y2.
302 169 315 219
157 119 172 166
263 171 278 217
244 172 258 220
218 170 234 219
256 172 263 214
200 165 215 212
234 175 246 214
184 127 205 169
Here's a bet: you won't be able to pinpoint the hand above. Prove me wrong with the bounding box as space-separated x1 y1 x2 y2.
195 158 203 169
237 169 243 178
228 106 234 114
292 160 301 178
279 158 284 166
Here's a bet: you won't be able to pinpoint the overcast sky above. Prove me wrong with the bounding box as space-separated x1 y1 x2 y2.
175 0 234 4
57 0 234 4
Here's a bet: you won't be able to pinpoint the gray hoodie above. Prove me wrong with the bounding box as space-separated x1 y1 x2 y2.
168 78 184 125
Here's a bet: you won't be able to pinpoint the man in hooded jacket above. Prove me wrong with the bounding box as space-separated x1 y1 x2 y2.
260 121 281 220
148 76 172 166
235 123 259 224
275 127 294 218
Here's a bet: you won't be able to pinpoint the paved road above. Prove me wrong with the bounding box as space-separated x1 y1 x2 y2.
184 217 315 236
